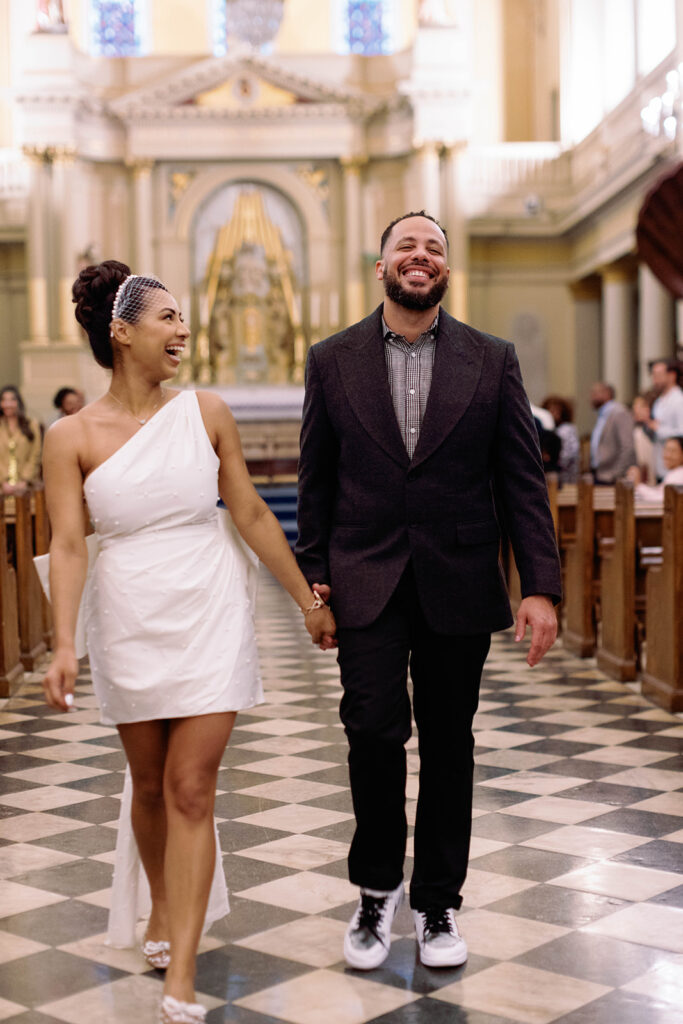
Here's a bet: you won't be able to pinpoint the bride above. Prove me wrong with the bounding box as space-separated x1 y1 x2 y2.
42 260 336 1024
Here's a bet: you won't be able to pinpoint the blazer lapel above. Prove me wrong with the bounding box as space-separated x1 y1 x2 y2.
411 314 485 468
335 308 410 469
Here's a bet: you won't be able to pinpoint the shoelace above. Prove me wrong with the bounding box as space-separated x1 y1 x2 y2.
422 908 453 938
357 893 390 947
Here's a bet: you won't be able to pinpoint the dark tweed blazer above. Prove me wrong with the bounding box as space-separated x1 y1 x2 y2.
295 305 561 634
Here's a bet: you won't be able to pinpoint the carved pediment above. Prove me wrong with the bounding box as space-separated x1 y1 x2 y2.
108 53 383 121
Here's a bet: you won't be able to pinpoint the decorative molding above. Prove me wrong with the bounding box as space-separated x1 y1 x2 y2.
295 163 329 204
108 53 385 122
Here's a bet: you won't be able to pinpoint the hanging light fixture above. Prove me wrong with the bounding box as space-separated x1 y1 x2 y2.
225 0 285 49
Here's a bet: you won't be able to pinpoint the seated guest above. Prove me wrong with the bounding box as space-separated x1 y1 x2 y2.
630 393 657 485
0 385 42 495
53 386 85 418
542 395 580 483
631 436 683 503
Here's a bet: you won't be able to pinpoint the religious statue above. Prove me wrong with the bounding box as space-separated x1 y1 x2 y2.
36 0 67 32
201 190 302 386
418 0 456 27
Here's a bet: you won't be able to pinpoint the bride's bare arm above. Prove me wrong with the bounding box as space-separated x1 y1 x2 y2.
42 419 89 710
196 392 336 648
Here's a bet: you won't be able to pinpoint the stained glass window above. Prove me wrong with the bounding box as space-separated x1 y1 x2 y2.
91 0 143 57
337 0 394 56
212 0 228 56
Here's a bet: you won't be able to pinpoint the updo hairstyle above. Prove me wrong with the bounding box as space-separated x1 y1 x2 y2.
72 260 167 369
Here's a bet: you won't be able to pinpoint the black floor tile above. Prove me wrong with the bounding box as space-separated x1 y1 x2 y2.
31 824 116 856
469 846 590 882
471 813 556 843
43 796 122 824
514 930 665 985
12 858 113 897
367 1002 521 1024
0 949 125 1007
194 945 310 1002
558 781 662 805
1 898 108 944
612 840 683 872
552 988 681 1024
485 883 626 926
585 809 683 838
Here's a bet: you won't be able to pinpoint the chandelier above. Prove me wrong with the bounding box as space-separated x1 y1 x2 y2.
225 0 285 48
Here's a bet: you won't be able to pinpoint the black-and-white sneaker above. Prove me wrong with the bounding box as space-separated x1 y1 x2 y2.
343 882 404 970
413 907 467 967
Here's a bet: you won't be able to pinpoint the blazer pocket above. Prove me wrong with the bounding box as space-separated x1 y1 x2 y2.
456 521 500 545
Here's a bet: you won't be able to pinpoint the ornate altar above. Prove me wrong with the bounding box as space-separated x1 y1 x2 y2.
194 188 306 386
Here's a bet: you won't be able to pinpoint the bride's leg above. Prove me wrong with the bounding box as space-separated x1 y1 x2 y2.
162 712 236 1003
117 720 170 940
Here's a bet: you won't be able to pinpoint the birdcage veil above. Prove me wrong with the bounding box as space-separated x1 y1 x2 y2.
111 273 168 325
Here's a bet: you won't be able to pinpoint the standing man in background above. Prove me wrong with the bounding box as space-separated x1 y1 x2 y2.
649 359 683 480
589 381 635 484
296 211 561 971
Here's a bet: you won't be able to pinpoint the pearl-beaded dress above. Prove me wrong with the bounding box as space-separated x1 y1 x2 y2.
81 390 262 947
83 389 262 726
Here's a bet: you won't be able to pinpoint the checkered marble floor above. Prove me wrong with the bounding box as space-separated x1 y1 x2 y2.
0 571 682 1024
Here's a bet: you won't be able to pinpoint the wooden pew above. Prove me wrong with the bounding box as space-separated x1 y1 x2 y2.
596 481 663 681
14 491 47 669
554 481 577 632
563 478 616 657
641 485 683 712
0 495 23 696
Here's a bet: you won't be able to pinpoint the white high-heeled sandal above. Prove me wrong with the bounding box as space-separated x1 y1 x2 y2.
143 934 171 970
160 995 206 1023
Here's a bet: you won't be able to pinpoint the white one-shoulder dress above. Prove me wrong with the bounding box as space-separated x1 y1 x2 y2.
81 389 263 946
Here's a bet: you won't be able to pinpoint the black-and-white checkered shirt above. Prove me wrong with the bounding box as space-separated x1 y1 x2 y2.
383 314 438 458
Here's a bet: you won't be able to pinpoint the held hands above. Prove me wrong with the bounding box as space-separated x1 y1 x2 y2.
514 595 557 667
42 648 79 712
305 583 337 650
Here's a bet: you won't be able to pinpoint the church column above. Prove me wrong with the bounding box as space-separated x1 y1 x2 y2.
130 160 155 272
600 261 637 403
442 142 468 321
341 156 366 325
23 147 51 342
51 148 82 343
638 264 674 390
414 141 441 219
570 277 602 436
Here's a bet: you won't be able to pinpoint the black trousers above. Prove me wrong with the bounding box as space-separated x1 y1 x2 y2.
337 562 491 911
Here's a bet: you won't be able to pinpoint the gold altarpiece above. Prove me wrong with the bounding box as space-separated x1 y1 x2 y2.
190 189 306 386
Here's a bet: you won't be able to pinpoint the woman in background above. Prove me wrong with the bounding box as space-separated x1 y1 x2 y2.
0 385 42 495
53 386 85 418
542 395 580 484
631 435 683 502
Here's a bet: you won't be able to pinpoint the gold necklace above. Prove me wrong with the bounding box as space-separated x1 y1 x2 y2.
108 389 166 425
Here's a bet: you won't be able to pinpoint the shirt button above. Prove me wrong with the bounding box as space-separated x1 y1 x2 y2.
409 388 415 395
410 427 416 434
411 352 417 358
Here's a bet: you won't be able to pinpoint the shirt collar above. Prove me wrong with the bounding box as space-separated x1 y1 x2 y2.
382 312 439 343
597 399 615 419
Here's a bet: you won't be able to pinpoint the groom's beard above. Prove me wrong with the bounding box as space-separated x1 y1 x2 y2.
382 267 449 311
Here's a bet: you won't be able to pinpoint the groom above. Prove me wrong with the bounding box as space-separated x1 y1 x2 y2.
296 211 561 969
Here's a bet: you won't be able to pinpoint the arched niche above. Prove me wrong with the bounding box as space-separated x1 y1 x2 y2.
187 177 312 386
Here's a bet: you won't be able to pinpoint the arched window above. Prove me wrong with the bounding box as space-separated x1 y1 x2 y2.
335 0 395 56
90 0 146 57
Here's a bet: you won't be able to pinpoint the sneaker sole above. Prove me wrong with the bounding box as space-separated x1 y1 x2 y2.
343 939 390 970
419 946 468 968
